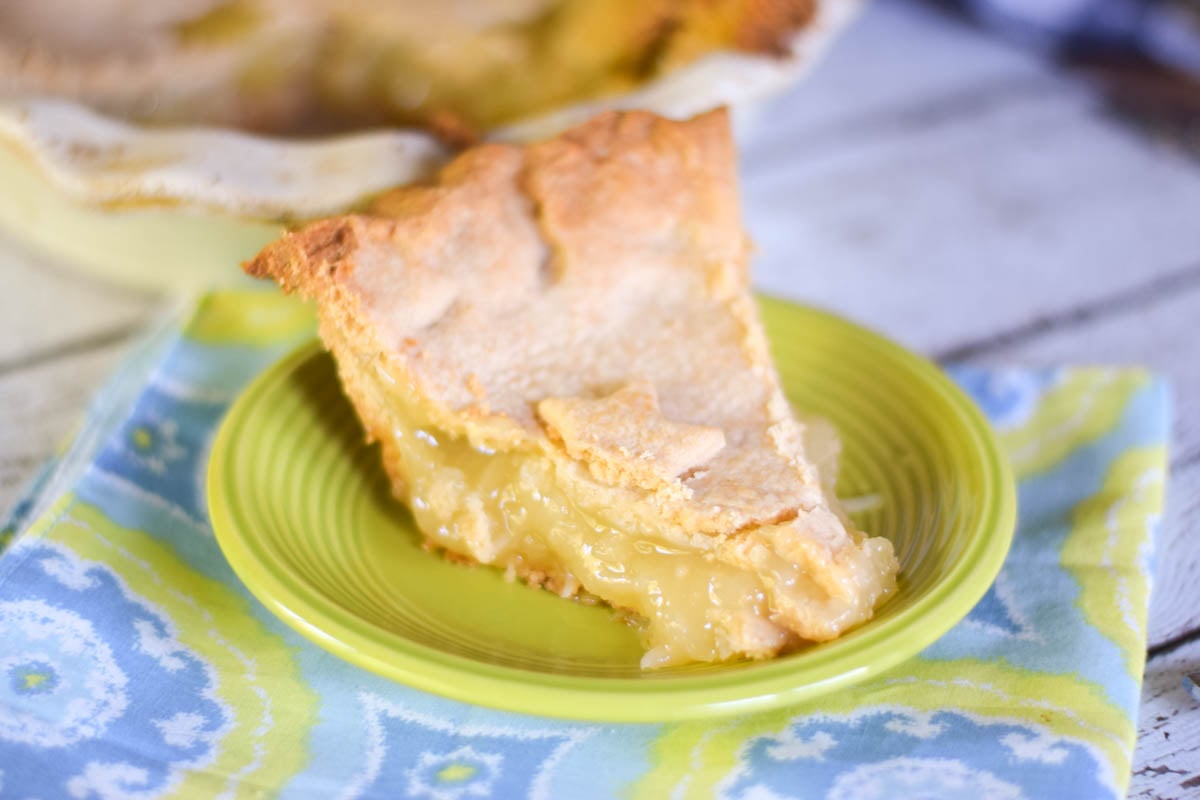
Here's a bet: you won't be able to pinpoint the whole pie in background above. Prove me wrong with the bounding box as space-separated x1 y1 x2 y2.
244 107 899 668
0 0 826 139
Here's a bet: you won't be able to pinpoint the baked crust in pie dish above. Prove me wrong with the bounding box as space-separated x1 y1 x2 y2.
245 108 897 667
1 0 835 139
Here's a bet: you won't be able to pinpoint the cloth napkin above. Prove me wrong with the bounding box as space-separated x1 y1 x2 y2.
0 290 1169 800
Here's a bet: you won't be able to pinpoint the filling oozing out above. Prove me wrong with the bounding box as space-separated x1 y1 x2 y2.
357 356 795 668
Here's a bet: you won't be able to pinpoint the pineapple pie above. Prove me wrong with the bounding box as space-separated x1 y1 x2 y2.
245 108 898 668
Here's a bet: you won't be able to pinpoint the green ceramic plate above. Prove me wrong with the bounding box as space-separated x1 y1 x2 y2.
208 297 1016 722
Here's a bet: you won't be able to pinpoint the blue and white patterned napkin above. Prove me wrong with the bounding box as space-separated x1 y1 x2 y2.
0 290 1169 799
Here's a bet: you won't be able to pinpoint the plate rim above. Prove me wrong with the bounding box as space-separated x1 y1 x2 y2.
208 298 1017 722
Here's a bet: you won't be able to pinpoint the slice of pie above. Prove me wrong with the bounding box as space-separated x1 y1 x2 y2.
245 108 897 667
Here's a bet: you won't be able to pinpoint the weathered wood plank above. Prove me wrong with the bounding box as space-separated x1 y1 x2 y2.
0 233 152 517
1149 462 1200 651
1130 639 1200 799
743 85 1200 357
744 0 1057 151
0 341 131 515
952 272 1200 468
962 277 1200 648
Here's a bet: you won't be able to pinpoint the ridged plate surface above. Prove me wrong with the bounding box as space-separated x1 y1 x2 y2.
208 298 1015 721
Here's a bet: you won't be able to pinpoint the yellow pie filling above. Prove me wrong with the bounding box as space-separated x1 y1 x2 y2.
343 348 893 669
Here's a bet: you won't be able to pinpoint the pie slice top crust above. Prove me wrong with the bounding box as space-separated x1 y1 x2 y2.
246 108 898 667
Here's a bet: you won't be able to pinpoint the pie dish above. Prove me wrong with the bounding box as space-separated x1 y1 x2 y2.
207 298 1016 720
244 108 899 667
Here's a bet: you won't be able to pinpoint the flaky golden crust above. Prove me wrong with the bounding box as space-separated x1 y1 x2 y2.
246 108 896 648
537 382 727 493
247 109 821 536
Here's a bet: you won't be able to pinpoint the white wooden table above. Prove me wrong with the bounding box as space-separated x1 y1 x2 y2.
1 1 1197 795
